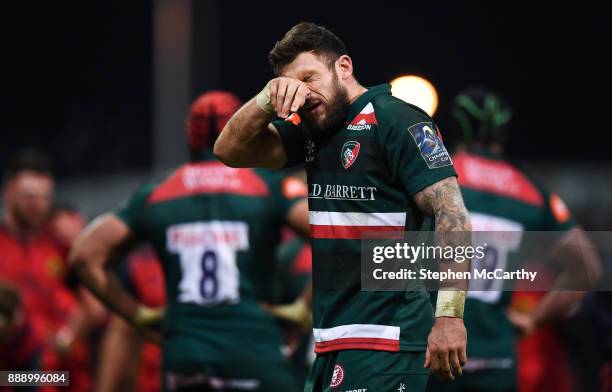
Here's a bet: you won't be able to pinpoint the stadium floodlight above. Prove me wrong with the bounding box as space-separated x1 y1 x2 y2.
390 75 439 117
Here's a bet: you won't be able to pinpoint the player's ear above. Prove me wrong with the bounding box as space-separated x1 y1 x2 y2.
335 55 353 80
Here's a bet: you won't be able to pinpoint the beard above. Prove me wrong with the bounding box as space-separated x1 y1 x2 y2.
12 205 47 231
301 75 350 138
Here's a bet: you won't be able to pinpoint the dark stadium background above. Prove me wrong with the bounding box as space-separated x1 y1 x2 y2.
1 1 610 226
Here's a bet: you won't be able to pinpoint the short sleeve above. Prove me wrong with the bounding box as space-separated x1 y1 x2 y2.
541 191 576 231
114 185 154 240
271 119 306 168
375 101 456 196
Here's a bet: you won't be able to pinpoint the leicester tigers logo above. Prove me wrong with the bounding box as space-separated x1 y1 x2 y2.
330 363 345 388
341 141 360 169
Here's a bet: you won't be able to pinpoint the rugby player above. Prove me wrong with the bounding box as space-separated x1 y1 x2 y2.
427 87 602 392
0 150 92 392
273 236 314 385
69 91 310 391
95 246 164 392
214 22 472 391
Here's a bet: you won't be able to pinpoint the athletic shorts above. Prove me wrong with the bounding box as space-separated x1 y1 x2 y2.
163 359 301 392
305 350 429 392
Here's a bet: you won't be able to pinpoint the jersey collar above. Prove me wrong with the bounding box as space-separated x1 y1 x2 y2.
345 84 391 125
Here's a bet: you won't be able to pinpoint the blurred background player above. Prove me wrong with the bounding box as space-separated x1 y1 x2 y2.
69 90 311 392
48 204 109 391
49 204 87 251
0 149 95 392
49 203 109 334
0 281 41 392
427 87 602 392
95 246 164 392
272 226 314 386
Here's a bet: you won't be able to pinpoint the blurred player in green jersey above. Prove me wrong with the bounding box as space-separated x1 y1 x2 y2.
69 91 310 392
427 87 602 392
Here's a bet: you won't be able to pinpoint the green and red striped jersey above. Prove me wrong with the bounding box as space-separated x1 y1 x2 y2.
453 147 575 375
275 84 456 353
115 158 306 363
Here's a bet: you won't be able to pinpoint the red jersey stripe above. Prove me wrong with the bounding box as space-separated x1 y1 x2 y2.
310 224 405 239
315 337 400 353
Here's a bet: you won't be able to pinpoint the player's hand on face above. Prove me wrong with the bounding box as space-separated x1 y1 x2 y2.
268 77 310 119
425 317 467 382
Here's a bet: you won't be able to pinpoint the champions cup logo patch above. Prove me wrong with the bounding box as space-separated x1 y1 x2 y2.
330 363 345 388
341 141 360 169
408 122 452 169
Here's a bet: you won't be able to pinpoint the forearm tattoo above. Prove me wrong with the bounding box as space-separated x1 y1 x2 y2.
414 177 472 289
413 177 471 233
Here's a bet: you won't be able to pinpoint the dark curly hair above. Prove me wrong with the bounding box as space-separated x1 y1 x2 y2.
268 22 348 75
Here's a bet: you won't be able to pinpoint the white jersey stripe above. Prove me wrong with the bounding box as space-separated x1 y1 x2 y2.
313 324 400 342
309 211 406 227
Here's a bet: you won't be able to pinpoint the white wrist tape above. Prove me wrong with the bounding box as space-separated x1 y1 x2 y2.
435 290 466 318
255 81 274 114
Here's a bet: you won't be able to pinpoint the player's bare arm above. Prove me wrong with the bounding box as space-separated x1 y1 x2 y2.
95 316 141 392
413 176 471 382
214 77 309 168
414 176 471 236
286 198 310 240
262 184 311 339
68 214 162 343
508 226 603 336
